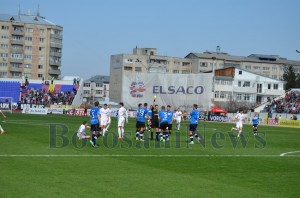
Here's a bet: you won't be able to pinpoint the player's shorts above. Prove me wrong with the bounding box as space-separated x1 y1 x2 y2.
136 121 145 129
168 124 173 130
91 124 100 132
77 133 87 139
176 118 181 123
118 117 125 127
252 124 258 127
189 124 198 132
101 118 108 126
151 119 159 128
236 122 243 128
160 122 168 130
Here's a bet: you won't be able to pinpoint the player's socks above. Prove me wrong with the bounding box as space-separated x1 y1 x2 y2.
102 128 106 136
0 125 4 133
150 132 154 140
121 129 125 138
136 132 140 140
140 133 144 141
190 135 194 142
118 128 121 138
156 132 159 141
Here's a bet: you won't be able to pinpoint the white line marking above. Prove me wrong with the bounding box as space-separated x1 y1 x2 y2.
0 154 299 157
280 151 300 157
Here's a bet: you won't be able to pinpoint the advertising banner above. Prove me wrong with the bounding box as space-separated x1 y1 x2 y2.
122 73 213 110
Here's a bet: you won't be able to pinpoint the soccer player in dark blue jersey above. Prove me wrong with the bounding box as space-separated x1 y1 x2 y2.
136 103 148 141
146 105 153 132
89 101 101 147
189 104 201 144
158 106 169 142
252 112 259 136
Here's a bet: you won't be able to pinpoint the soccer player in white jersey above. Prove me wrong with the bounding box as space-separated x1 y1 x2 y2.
0 109 6 134
118 102 128 139
77 121 91 140
105 104 112 132
231 109 246 137
174 108 183 130
100 104 111 136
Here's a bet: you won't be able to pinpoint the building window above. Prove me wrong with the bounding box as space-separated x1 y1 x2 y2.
263 66 270 70
38 74 43 78
243 81 250 87
39 47 45 51
26 28 33 33
199 62 208 67
25 37 32 41
220 91 225 99
238 81 242 87
1 26 9 30
253 66 260 70
272 67 277 71
40 38 45 42
96 90 102 94
272 75 277 79
273 84 278 90
0 53 8 57
40 29 45 34
24 55 32 59
124 66 132 71
173 70 179 73
0 63 8 67
39 56 44 61
174 61 181 65
238 70 242 75
84 90 90 94
24 64 32 68
1 35 9 40
215 91 219 98
83 83 90 87
38 65 43 69
0 44 8 49
0 72 8 77
96 83 102 87
236 93 242 101
245 65 251 70
268 84 271 89
135 67 142 72
25 46 32 50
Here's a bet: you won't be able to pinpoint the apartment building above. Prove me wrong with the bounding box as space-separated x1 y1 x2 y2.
110 47 299 108
0 11 63 80
187 51 300 80
82 75 110 104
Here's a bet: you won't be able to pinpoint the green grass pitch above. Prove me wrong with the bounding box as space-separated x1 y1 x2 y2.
0 113 299 198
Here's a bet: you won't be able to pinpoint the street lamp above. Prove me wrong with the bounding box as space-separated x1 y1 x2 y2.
211 57 216 108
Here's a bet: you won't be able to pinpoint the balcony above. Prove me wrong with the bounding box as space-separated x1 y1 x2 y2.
10 40 24 45
9 67 23 72
11 48 24 54
48 68 61 75
233 86 257 93
12 30 24 36
10 58 23 63
50 43 63 49
50 34 63 39
50 60 61 66
50 52 62 57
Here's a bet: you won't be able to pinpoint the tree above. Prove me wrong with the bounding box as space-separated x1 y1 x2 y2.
282 65 300 90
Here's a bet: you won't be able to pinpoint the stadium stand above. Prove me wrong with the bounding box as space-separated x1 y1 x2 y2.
263 89 300 114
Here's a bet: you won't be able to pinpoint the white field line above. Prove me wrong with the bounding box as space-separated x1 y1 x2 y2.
279 151 300 156
0 154 299 157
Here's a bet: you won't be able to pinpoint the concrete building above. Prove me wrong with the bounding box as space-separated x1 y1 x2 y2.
186 51 300 80
0 11 63 80
110 47 299 109
110 47 192 103
213 67 285 108
83 75 110 104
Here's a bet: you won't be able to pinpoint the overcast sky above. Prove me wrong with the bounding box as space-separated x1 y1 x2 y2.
1 0 300 79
